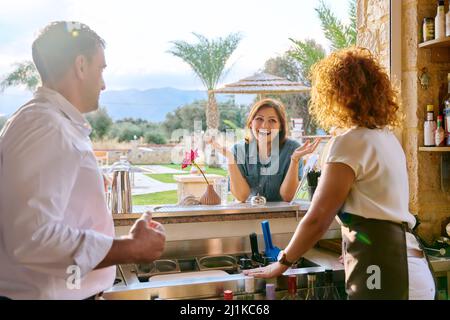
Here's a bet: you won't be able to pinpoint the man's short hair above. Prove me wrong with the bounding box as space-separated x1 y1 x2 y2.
32 21 105 83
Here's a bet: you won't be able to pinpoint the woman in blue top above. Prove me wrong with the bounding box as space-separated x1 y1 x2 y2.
208 98 320 202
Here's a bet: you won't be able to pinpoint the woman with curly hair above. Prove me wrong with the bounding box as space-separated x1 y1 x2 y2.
244 47 436 300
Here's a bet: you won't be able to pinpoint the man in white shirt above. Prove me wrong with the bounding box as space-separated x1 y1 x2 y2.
0 21 166 299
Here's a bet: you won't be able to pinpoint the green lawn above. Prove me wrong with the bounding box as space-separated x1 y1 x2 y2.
163 164 228 176
132 190 178 205
145 173 183 183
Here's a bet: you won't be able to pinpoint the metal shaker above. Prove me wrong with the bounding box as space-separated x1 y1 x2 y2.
110 156 132 214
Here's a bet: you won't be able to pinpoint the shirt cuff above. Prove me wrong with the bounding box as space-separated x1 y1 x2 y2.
73 230 114 277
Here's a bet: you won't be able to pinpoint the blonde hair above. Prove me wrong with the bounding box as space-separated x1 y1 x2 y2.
309 47 402 131
244 98 289 144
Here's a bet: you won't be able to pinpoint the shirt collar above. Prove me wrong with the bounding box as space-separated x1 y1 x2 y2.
34 86 92 136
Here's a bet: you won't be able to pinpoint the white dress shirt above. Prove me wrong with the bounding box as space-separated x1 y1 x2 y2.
0 87 115 299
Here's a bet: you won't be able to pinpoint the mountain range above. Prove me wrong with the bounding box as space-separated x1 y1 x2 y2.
0 87 254 122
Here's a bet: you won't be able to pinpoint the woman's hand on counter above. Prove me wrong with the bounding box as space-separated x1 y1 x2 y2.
291 138 321 163
242 262 289 279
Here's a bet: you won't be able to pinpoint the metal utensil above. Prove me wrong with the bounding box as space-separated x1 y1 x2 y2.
425 247 447 256
110 156 133 214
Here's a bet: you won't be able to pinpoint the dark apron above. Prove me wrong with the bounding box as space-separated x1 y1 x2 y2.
337 211 437 300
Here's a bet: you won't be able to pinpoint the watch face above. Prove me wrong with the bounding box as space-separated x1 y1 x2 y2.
277 251 284 262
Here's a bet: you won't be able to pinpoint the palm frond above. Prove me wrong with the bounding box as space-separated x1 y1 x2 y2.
315 0 356 51
0 61 40 92
347 0 357 44
288 38 326 85
168 32 242 90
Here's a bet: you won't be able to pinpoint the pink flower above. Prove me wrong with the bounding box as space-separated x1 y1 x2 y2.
181 149 209 185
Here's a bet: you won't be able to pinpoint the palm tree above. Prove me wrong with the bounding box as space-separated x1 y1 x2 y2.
168 32 242 130
288 39 326 87
316 0 357 51
289 0 356 80
0 61 40 92
273 0 356 134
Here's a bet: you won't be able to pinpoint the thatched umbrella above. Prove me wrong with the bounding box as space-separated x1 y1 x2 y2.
212 72 310 98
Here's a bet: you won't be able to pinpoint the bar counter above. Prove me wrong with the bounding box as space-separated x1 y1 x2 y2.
113 200 311 226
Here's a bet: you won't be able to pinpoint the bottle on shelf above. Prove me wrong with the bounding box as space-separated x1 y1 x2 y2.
445 6 450 37
424 17 435 42
435 0 446 39
305 272 319 300
436 115 446 147
424 105 437 147
447 2 450 36
321 269 341 300
444 74 450 146
445 106 450 146
265 283 276 300
281 275 301 300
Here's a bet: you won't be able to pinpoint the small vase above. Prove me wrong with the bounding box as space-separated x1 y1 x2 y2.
200 184 221 205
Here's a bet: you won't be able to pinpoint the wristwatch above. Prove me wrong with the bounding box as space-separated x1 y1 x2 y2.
277 250 295 267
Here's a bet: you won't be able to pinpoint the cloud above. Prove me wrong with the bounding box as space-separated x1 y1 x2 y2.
0 0 351 90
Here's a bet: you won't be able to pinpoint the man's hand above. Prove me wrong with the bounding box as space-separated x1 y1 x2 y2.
95 212 166 269
128 212 166 263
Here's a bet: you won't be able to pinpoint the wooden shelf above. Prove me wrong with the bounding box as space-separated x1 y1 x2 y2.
419 37 450 62
419 37 450 48
419 146 450 152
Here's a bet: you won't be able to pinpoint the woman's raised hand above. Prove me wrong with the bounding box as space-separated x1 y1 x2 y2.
205 135 231 159
291 138 321 163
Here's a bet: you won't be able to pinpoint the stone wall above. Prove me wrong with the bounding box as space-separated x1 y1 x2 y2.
358 0 450 242
411 0 450 241
357 0 391 70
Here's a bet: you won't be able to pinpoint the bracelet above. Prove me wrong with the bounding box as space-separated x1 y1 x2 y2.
291 155 299 164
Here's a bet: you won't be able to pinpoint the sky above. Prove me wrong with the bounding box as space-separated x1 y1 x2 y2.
0 0 350 92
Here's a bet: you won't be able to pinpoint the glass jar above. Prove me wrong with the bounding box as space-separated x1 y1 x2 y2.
423 17 435 42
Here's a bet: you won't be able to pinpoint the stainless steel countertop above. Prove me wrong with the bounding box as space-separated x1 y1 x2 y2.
144 200 310 218
102 247 343 300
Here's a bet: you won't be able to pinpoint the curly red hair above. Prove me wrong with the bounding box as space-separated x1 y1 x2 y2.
309 47 402 130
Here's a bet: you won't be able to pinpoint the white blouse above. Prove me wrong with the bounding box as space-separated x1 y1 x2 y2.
324 127 416 229
0 87 115 299
324 127 435 299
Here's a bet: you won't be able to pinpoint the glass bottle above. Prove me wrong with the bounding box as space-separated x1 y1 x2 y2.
223 290 233 300
435 0 446 39
424 105 436 147
423 17 435 42
281 275 301 300
265 283 276 300
243 276 255 300
444 74 450 146
436 115 446 147
305 273 319 300
321 269 341 300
